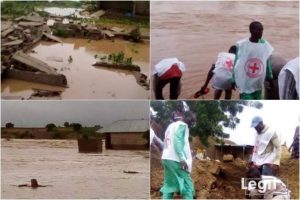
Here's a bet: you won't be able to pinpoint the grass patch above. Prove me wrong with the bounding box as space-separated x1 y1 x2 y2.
79 127 101 139
82 17 149 29
52 28 71 38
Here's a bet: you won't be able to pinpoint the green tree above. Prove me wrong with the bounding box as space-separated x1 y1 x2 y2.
70 123 82 132
64 122 70 128
150 100 263 146
46 123 56 132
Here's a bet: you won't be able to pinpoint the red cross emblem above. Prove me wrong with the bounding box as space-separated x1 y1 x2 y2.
224 58 233 70
244 58 264 78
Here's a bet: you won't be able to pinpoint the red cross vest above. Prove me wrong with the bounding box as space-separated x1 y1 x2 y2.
161 121 193 173
212 52 236 90
234 38 273 93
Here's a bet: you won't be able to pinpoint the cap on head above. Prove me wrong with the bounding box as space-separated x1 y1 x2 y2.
251 116 263 128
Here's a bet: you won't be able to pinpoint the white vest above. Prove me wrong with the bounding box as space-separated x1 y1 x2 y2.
234 38 273 93
152 58 186 77
278 57 299 99
212 52 236 90
162 121 193 172
252 127 278 166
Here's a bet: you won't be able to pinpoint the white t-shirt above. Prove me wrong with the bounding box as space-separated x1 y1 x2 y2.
234 38 273 93
252 126 280 166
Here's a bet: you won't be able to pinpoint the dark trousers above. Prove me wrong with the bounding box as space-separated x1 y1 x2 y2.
155 77 181 100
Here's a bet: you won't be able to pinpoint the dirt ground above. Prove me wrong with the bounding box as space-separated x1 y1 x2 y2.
150 1 299 99
1 139 150 199
151 143 299 199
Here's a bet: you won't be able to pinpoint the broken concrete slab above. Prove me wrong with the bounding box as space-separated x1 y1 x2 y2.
15 12 44 22
2 39 23 46
1 21 13 31
47 19 55 26
13 24 23 30
7 36 19 41
90 10 106 18
22 16 44 23
1 27 15 38
1 96 25 100
12 51 57 74
93 62 141 72
31 88 62 97
46 56 64 62
41 25 52 33
18 21 44 27
62 18 69 24
102 30 115 38
42 33 62 43
24 29 31 34
85 25 98 32
28 12 41 17
5 68 67 87
110 26 125 33
15 16 44 23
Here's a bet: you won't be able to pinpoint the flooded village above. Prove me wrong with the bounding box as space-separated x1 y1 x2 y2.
1 1 150 99
1 101 150 199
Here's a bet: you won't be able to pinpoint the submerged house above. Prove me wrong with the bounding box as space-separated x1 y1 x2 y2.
98 119 149 150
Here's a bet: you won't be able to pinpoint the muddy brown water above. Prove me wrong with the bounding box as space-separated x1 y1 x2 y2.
2 38 149 99
150 1 299 99
1 139 150 199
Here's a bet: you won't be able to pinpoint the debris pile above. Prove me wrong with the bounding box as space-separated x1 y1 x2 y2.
2 9 150 98
151 153 247 199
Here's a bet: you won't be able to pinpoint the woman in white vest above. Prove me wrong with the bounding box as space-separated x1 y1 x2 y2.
278 57 299 99
250 116 281 176
233 21 274 100
160 111 196 199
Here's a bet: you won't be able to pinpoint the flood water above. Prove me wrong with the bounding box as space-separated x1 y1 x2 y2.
2 38 150 99
151 1 299 99
1 139 150 199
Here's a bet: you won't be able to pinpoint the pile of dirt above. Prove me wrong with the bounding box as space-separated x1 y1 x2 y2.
151 138 299 199
151 154 247 199
278 146 299 199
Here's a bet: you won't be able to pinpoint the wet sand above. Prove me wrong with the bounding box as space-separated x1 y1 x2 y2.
2 38 149 99
1 139 150 199
150 1 299 99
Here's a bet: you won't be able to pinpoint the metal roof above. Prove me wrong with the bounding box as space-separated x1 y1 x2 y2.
98 119 149 133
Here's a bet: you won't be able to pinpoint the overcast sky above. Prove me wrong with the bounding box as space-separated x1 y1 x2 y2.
224 100 300 147
1 101 149 128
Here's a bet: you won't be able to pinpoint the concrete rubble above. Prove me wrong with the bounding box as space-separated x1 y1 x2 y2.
2 9 150 97
1 12 67 89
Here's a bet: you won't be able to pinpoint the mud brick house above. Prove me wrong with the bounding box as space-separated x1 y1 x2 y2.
214 144 254 161
99 119 149 150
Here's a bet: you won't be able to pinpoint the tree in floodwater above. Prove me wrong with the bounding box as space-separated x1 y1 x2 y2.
46 123 56 132
70 123 82 132
150 101 263 146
